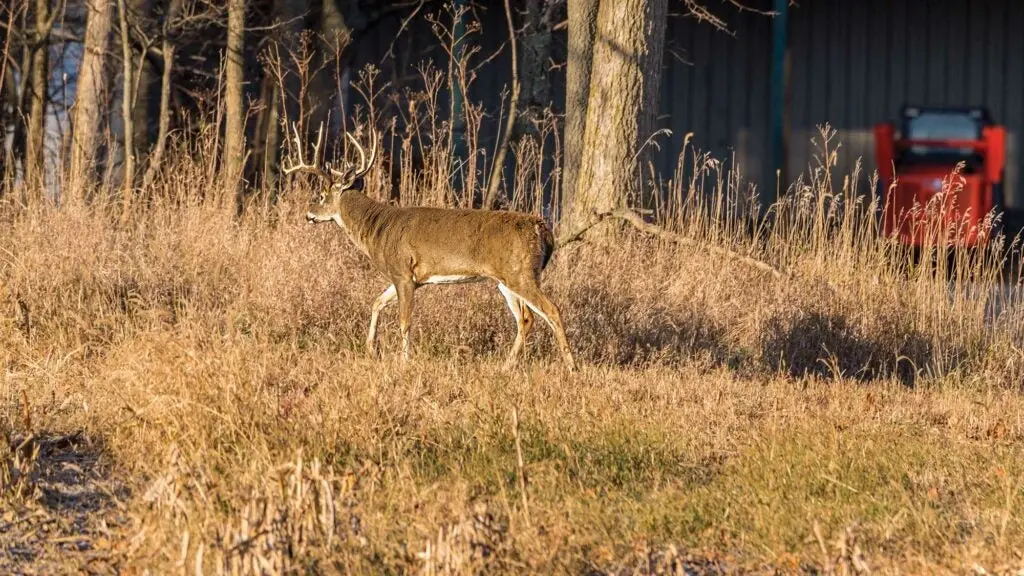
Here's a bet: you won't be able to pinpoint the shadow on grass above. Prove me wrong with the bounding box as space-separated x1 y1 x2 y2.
562 285 735 368
364 283 739 370
1 432 131 572
759 310 963 386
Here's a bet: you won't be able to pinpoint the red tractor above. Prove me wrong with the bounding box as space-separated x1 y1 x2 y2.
874 106 1006 246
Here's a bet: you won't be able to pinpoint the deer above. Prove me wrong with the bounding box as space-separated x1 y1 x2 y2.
283 123 577 372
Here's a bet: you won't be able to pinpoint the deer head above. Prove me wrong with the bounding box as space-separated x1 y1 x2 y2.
283 122 378 209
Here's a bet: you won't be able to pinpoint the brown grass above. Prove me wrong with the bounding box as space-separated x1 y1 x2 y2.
2 96 1024 575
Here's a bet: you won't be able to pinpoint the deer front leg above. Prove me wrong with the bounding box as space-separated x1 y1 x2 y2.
366 284 398 357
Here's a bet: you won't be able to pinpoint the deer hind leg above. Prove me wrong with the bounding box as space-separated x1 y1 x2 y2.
366 284 397 357
502 280 576 373
520 299 535 349
395 281 417 362
498 283 535 368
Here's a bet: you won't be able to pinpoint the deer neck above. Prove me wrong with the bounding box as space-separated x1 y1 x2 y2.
335 191 393 258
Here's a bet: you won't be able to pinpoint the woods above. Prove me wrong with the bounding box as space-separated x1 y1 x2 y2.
0 0 685 228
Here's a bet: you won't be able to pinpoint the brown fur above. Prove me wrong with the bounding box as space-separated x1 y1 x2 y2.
309 184 576 371
335 191 553 283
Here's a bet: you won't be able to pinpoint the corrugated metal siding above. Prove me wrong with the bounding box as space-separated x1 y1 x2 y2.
788 0 1024 209
654 9 773 197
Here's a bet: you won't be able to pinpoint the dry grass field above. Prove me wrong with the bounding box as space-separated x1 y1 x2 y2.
2 124 1024 574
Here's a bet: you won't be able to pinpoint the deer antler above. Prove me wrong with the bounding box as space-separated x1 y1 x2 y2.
284 122 378 184
282 122 332 181
343 128 378 180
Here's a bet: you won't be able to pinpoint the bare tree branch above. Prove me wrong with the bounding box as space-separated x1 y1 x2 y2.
678 0 779 34
557 208 786 280
382 0 426 62
482 0 520 209
118 0 136 218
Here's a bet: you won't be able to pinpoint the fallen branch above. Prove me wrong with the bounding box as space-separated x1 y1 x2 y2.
556 209 787 280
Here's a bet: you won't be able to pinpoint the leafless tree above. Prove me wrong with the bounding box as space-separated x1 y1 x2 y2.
0 1 26 187
561 0 598 223
569 0 668 233
223 0 245 198
482 0 519 210
14 0 62 195
69 0 113 202
563 0 773 232
140 0 183 191
117 0 135 216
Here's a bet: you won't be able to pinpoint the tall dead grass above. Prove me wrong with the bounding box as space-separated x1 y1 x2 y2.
2 44 1024 573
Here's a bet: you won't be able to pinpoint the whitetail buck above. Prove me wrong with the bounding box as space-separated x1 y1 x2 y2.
284 124 576 372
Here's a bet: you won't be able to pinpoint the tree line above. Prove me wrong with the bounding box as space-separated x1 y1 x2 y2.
0 0 764 230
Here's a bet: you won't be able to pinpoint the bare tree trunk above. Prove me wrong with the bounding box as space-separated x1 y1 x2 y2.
129 0 156 164
249 65 274 192
25 0 53 195
570 0 667 233
69 0 114 203
561 0 599 224
223 0 245 200
0 2 17 185
140 45 173 190
140 0 181 192
117 0 135 217
311 0 349 135
519 0 556 125
11 10 32 177
261 82 280 192
0 57 14 184
249 71 272 187
482 0 519 210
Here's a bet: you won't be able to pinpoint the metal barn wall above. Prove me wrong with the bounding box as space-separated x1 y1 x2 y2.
787 0 1024 210
652 10 774 199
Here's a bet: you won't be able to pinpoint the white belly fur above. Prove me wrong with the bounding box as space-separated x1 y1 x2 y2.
419 275 484 285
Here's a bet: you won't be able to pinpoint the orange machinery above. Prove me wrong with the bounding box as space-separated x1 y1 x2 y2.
874 107 1006 246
